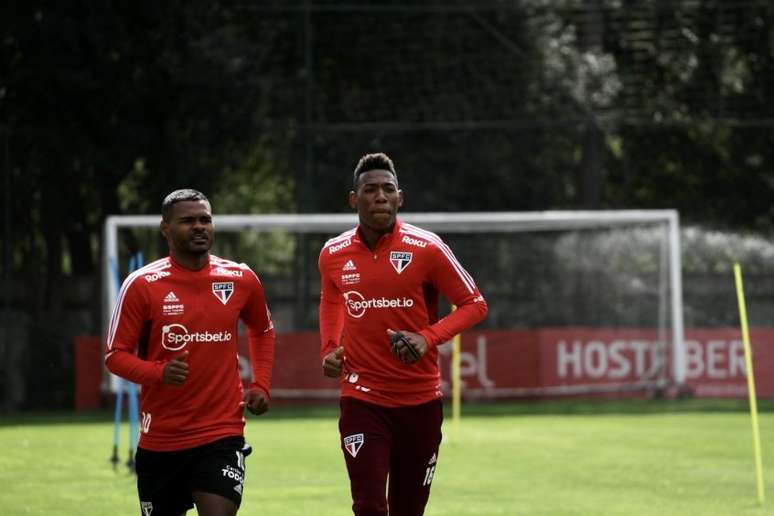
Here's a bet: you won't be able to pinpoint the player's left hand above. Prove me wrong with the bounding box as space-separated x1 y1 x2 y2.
243 388 270 416
387 329 427 365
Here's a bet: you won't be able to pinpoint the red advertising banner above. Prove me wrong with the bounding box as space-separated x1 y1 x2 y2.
436 328 774 399
81 327 774 409
538 328 668 396
236 331 340 398
258 328 774 399
683 328 774 398
74 335 104 411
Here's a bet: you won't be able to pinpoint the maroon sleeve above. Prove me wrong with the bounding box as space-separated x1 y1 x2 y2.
417 242 488 347
318 253 345 359
104 274 166 385
240 270 276 398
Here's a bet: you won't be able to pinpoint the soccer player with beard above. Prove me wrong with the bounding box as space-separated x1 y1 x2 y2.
318 153 488 516
105 189 275 516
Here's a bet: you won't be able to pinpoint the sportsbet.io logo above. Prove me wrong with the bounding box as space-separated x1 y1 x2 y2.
343 291 415 319
161 323 233 351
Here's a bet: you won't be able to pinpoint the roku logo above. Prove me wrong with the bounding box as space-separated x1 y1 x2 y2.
328 239 352 254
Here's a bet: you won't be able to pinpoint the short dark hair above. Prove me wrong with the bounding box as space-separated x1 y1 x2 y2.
353 152 397 188
161 189 209 221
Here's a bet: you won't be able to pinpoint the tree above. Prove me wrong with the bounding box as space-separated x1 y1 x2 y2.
0 1 296 409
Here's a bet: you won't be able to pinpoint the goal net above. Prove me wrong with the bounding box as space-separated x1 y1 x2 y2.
103 210 685 399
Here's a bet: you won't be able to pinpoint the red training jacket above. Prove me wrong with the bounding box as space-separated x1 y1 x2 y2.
105 255 275 451
318 219 488 407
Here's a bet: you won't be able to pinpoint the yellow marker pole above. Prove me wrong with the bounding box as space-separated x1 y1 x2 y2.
451 305 461 441
452 333 462 440
734 263 765 505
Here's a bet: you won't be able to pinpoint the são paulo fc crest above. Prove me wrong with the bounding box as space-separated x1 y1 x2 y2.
212 282 234 305
343 433 365 458
389 251 413 274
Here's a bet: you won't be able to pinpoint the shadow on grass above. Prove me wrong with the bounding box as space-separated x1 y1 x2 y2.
3 398 774 427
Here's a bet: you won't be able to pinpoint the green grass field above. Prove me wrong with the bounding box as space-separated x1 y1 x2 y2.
2 400 774 515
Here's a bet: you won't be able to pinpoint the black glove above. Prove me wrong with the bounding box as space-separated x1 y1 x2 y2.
390 331 421 361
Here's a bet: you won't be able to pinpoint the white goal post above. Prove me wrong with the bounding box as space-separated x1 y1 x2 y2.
103 210 686 386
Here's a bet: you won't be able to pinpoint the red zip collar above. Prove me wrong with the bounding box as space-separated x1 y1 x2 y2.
354 218 403 252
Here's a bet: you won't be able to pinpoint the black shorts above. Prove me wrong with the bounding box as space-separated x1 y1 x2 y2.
135 436 251 516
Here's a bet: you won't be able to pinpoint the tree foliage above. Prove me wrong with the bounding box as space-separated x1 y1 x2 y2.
3 0 774 409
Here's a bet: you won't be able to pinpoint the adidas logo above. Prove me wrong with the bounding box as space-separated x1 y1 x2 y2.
233 483 243 495
343 260 357 271
164 291 179 303
428 453 437 465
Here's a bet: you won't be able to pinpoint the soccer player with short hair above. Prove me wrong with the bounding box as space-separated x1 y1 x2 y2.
105 189 275 516
318 153 488 516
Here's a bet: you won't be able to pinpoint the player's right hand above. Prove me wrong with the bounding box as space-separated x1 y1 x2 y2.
162 351 189 385
322 346 345 378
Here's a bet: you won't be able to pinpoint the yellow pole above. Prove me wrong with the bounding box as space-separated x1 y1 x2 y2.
451 305 461 441
452 333 461 440
734 263 765 505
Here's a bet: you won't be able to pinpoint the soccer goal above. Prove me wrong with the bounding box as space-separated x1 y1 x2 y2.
102 210 685 398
